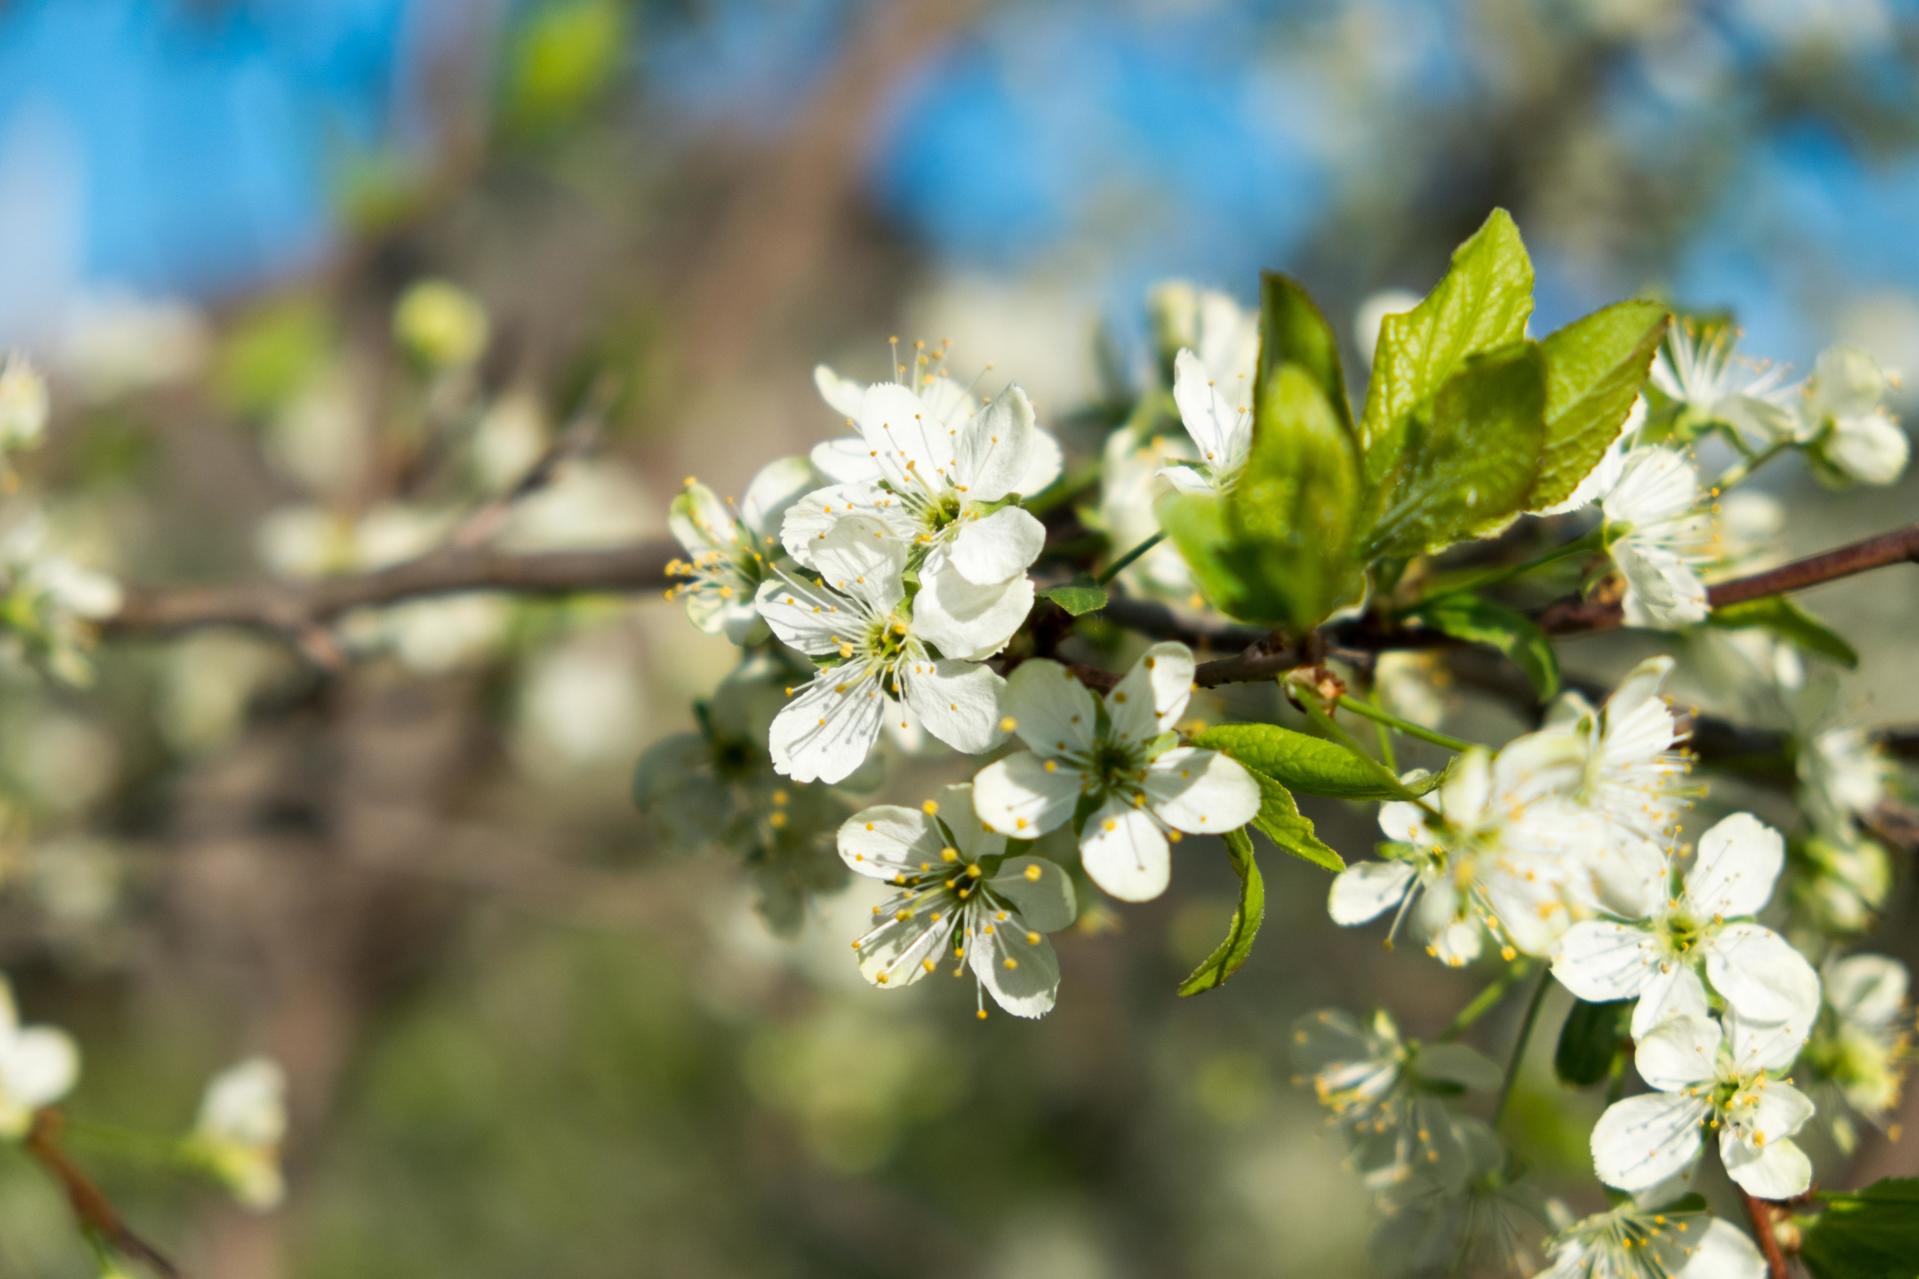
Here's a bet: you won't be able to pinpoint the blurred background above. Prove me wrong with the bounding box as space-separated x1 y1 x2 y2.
0 1 1914 1275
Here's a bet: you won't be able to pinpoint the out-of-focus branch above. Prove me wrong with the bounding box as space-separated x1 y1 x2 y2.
25 1110 179 1278
1739 1189 1793 1279
103 541 677 639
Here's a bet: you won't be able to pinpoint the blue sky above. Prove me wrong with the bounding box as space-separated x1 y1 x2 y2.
1 0 1915 363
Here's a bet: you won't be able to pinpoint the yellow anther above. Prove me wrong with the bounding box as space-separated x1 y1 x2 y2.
922 799 940 815
999 716 1018 733
1023 864 1042 881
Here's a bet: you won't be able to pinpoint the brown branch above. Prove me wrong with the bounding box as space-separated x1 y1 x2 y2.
103 541 677 639
25 1110 179 1278
1739 1188 1793 1279
1539 522 1919 635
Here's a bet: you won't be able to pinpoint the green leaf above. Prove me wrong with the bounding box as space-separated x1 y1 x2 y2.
1529 300 1671 510
1802 1179 1919 1279
1360 209 1535 494
1362 342 1548 558
1255 272 1353 435
1193 723 1428 800
1162 361 1366 630
1041 578 1109 617
1553 998 1628 1087
1245 771 1343 871
1177 827 1265 996
1710 596 1860 669
1414 594 1561 700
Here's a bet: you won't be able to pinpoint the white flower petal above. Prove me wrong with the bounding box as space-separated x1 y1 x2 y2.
1328 860 1417 926
1682 1217 1768 1279
753 576 861 656
1141 747 1259 835
1826 407 1910 485
1726 1008 1815 1075
1105 642 1195 744
972 752 1081 839
1827 954 1908 1029
989 857 1077 933
777 480 910 565
1017 428 1064 495
1079 795 1171 902
1157 463 1214 494
812 364 866 420
809 436 879 484
1704 922 1820 1029
1615 538 1709 629
1603 447 1699 526
900 660 1006 755
739 455 817 540
1719 1131 1811 1200
1001 658 1098 758
857 382 951 487
1684 813 1784 919
911 566 1033 661
806 518 908 615
1552 921 1659 1003
948 506 1046 585
1629 963 1711 1041
1591 1092 1709 1192
768 671 884 784
1414 1043 1503 1092
1634 1014 1722 1093
837 805 943 879
968 910 1060 1018
953 386 1039 502
666 481 736 558
1 1027 78 1110
932 782 1003 863
1171 348 1249 482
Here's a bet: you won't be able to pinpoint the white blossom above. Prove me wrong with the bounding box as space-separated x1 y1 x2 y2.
1519 655 1693 915
971 643 1258 902
1599 446 1716 629
756 517 1006 784
1552 813 1820 1038
1162 347 1254 496
1328 748 1583 966
0 975 78 1139
1147 280 1257 389
1799 347 1909 486
1535 1201 1766 1279
666 458 816 643
840 783 1076 1018
1797 725 1898 842
1806 954 1912 1152
1650 326 1797 446
1095 419 1196 597
1591 1009 1816 1198
790 374 1051 659
0 355 49 453
189 1058 288 1210
1290 1007 1503 1192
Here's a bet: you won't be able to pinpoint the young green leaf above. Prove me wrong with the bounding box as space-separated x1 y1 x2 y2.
1193 723 1430 800
1360 208 1534 493
1177 826 1264 996
1529 300 1670 510
1801 1178 1919 1279
1161 361 1366 630
1245 770 1343 870
1363 342 1548 558
1255 272 1353 434
1414 594 1561 700
1709 595 1860 669
1552 998 1628 1087
1041 578 1109 617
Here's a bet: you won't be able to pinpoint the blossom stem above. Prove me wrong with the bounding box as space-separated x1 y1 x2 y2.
1491 972 1551 1130
1296 696 1433 811
1410 534 1600 610
1333 694 1474 753
1439 961 1533 1041
1716 440 1791 491
1739 1189 1792 1279
1095 531 1166 586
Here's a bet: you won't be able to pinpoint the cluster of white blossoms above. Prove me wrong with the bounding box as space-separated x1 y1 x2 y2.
665 341 1068 786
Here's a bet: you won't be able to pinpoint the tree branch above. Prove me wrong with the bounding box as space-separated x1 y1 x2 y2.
1539 522 1919 635
1739 1188 1793 1279
103 542 677 639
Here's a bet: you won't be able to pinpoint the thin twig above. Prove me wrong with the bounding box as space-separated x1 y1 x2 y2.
1739 1188 1792 1279
446 376 618 550
25 1110 179 1278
